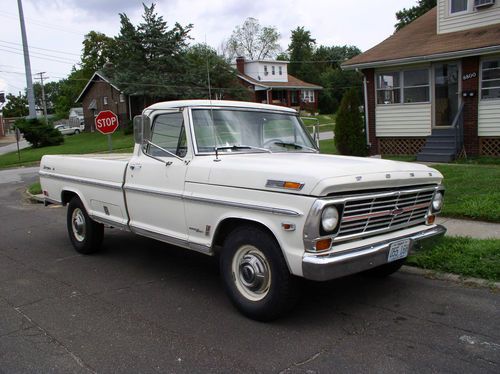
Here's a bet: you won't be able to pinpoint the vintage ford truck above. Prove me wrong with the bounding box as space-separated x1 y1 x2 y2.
40 100 446 320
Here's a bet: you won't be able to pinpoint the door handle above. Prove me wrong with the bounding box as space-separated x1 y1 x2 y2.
129 164 142 170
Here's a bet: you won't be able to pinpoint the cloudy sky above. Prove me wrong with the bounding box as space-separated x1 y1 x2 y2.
0 0 417 95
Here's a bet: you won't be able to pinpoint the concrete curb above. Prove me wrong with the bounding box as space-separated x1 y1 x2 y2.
25 189 44 204
401 265 500 290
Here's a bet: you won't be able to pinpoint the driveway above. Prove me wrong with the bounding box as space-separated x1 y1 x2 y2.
0 167 498 373
0 139 30 155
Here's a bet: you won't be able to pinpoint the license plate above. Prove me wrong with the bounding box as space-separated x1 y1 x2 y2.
387 239 410 262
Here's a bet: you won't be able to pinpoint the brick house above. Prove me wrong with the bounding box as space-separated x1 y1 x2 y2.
75 71 143 131
234 57 322 113
343 0 500 161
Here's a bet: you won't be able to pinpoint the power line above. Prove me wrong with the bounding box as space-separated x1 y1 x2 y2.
0 44 77 63
0 11 83 36
0 39 81 57
0 47 77 65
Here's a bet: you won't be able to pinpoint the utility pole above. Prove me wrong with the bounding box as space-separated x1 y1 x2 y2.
17 0 36 119
35 72 48 123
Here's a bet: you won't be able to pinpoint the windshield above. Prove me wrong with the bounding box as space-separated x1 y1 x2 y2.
191 109 317 154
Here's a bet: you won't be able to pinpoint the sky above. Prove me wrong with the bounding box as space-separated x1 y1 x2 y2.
0 0 418 95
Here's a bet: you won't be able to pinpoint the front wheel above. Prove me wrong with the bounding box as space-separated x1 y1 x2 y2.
220 226 300 321
74 129 80 134
67 196 104 254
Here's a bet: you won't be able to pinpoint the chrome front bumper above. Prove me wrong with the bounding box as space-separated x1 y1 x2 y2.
302 225 446 281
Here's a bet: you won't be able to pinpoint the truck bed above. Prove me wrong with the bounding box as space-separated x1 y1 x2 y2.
40 154 132 228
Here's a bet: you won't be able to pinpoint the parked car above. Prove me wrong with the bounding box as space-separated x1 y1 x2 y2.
55 124 84 135
39 100 446 321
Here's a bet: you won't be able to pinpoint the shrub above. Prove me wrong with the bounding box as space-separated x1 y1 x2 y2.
334 88 367 156
15 118 64 148
122 119 133 135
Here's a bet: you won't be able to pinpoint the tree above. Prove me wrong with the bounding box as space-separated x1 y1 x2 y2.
33 81 61 114
108 3 193 100
184 44 251 100
80 31 116 75
288 27 315 82
395 0 436 30
225 18 281 60
54 68 89 118
334 88 367 156
1 93 28 118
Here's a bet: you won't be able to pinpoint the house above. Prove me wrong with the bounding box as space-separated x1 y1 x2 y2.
342 0 500 161
75 71 143 131
68 107 84 127
234 57 322 113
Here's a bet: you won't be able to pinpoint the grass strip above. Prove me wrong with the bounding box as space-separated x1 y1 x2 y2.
407 236 500 282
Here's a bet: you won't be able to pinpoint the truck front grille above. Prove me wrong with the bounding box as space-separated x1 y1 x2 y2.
335 186 436 241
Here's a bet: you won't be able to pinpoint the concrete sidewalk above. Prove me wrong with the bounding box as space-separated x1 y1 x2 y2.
437 216 500 239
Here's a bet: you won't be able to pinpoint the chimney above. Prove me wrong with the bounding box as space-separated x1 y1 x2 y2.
236 56 245 74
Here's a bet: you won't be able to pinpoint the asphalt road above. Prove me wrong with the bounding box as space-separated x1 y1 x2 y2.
0 167 499 373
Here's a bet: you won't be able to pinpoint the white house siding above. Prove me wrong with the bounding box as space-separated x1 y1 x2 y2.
478 100 500 136
243 61 288 83
376 104 432 137
438 0 500 34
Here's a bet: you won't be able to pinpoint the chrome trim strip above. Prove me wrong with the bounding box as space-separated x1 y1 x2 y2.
130 225 213 255
302 225 446 281
91 215 130 231
125 185 301 216
39 171 122 190
184 195 301 217
124 185 183 199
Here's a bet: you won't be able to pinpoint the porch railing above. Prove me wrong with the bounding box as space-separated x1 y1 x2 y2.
451 102 465 156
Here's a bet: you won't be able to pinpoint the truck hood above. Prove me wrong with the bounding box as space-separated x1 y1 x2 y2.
186 153 443 196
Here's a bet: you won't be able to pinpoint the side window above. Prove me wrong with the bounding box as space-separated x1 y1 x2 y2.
149 112 187 157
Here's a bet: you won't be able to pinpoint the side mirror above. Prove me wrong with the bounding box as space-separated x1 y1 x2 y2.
133 115 151 145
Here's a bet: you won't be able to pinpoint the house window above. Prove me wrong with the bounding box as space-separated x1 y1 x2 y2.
119 93 125 103
301 90 315 103
481 58 500 99
450 0 468 13
403 69 430 103
376 72 400 104
264 65 268 76
272 66 275 75
279 66 283 75
103 96 108 105
376 69 429 104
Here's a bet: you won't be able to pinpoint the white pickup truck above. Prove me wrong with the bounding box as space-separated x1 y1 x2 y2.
40 100 446 321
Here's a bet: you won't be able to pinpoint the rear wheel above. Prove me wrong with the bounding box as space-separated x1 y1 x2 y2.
74 129 80 134
67 196 103 254
220 225 299 321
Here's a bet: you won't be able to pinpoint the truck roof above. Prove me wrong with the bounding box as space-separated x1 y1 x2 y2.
145 100 298 113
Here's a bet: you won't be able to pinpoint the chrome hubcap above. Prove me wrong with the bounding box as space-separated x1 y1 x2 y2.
72 208 86 242
232 245 271 301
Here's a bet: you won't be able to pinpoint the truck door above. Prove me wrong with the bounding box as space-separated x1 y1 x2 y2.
124 110 190 245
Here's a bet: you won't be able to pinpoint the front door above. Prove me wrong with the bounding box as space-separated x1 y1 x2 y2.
125 110 190 243
434 62 460 127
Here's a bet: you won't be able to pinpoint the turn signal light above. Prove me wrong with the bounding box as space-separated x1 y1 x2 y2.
315 238 332 252
283 181 303 190
427 214 436 224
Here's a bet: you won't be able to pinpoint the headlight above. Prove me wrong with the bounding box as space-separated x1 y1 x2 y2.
432 192 443 211
321 206 339 232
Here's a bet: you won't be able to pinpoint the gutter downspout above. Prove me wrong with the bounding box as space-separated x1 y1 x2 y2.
266 88 272 104
363 75 371 146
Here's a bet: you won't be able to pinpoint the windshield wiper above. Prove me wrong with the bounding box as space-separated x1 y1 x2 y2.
215 144 272 158
272 141 318 152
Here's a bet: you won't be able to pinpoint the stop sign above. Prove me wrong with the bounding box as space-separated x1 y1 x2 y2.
95 110 119 135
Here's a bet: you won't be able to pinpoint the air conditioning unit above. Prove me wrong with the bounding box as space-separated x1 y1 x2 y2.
474 0 495 9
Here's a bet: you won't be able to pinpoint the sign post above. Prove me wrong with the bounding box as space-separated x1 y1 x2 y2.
94 110 119 152
15 127 21 161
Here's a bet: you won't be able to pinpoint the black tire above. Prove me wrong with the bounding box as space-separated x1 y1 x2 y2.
74 129 80 134
365 259 406 277
67 196 104 254
220 225 300 321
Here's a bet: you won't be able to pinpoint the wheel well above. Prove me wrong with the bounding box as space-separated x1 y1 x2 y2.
61 190 78 206
212 218 280 254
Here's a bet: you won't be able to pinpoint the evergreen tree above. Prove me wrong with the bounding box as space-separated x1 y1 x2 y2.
334 88 367 156
395 0 436 30
288 27 315 82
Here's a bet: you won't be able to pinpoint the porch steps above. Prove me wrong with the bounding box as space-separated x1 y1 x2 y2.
417 128 457 163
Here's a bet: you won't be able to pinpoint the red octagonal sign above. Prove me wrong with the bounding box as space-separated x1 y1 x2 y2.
95 110 119 135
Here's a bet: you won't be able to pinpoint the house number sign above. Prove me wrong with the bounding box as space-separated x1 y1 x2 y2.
463 72 477 81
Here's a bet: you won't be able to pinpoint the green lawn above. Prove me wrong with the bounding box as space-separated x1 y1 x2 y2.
0 132 134 169
407 236 500 282
28 181 42 195
302 114 336 133
431 164 500 222
319 138 337 155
